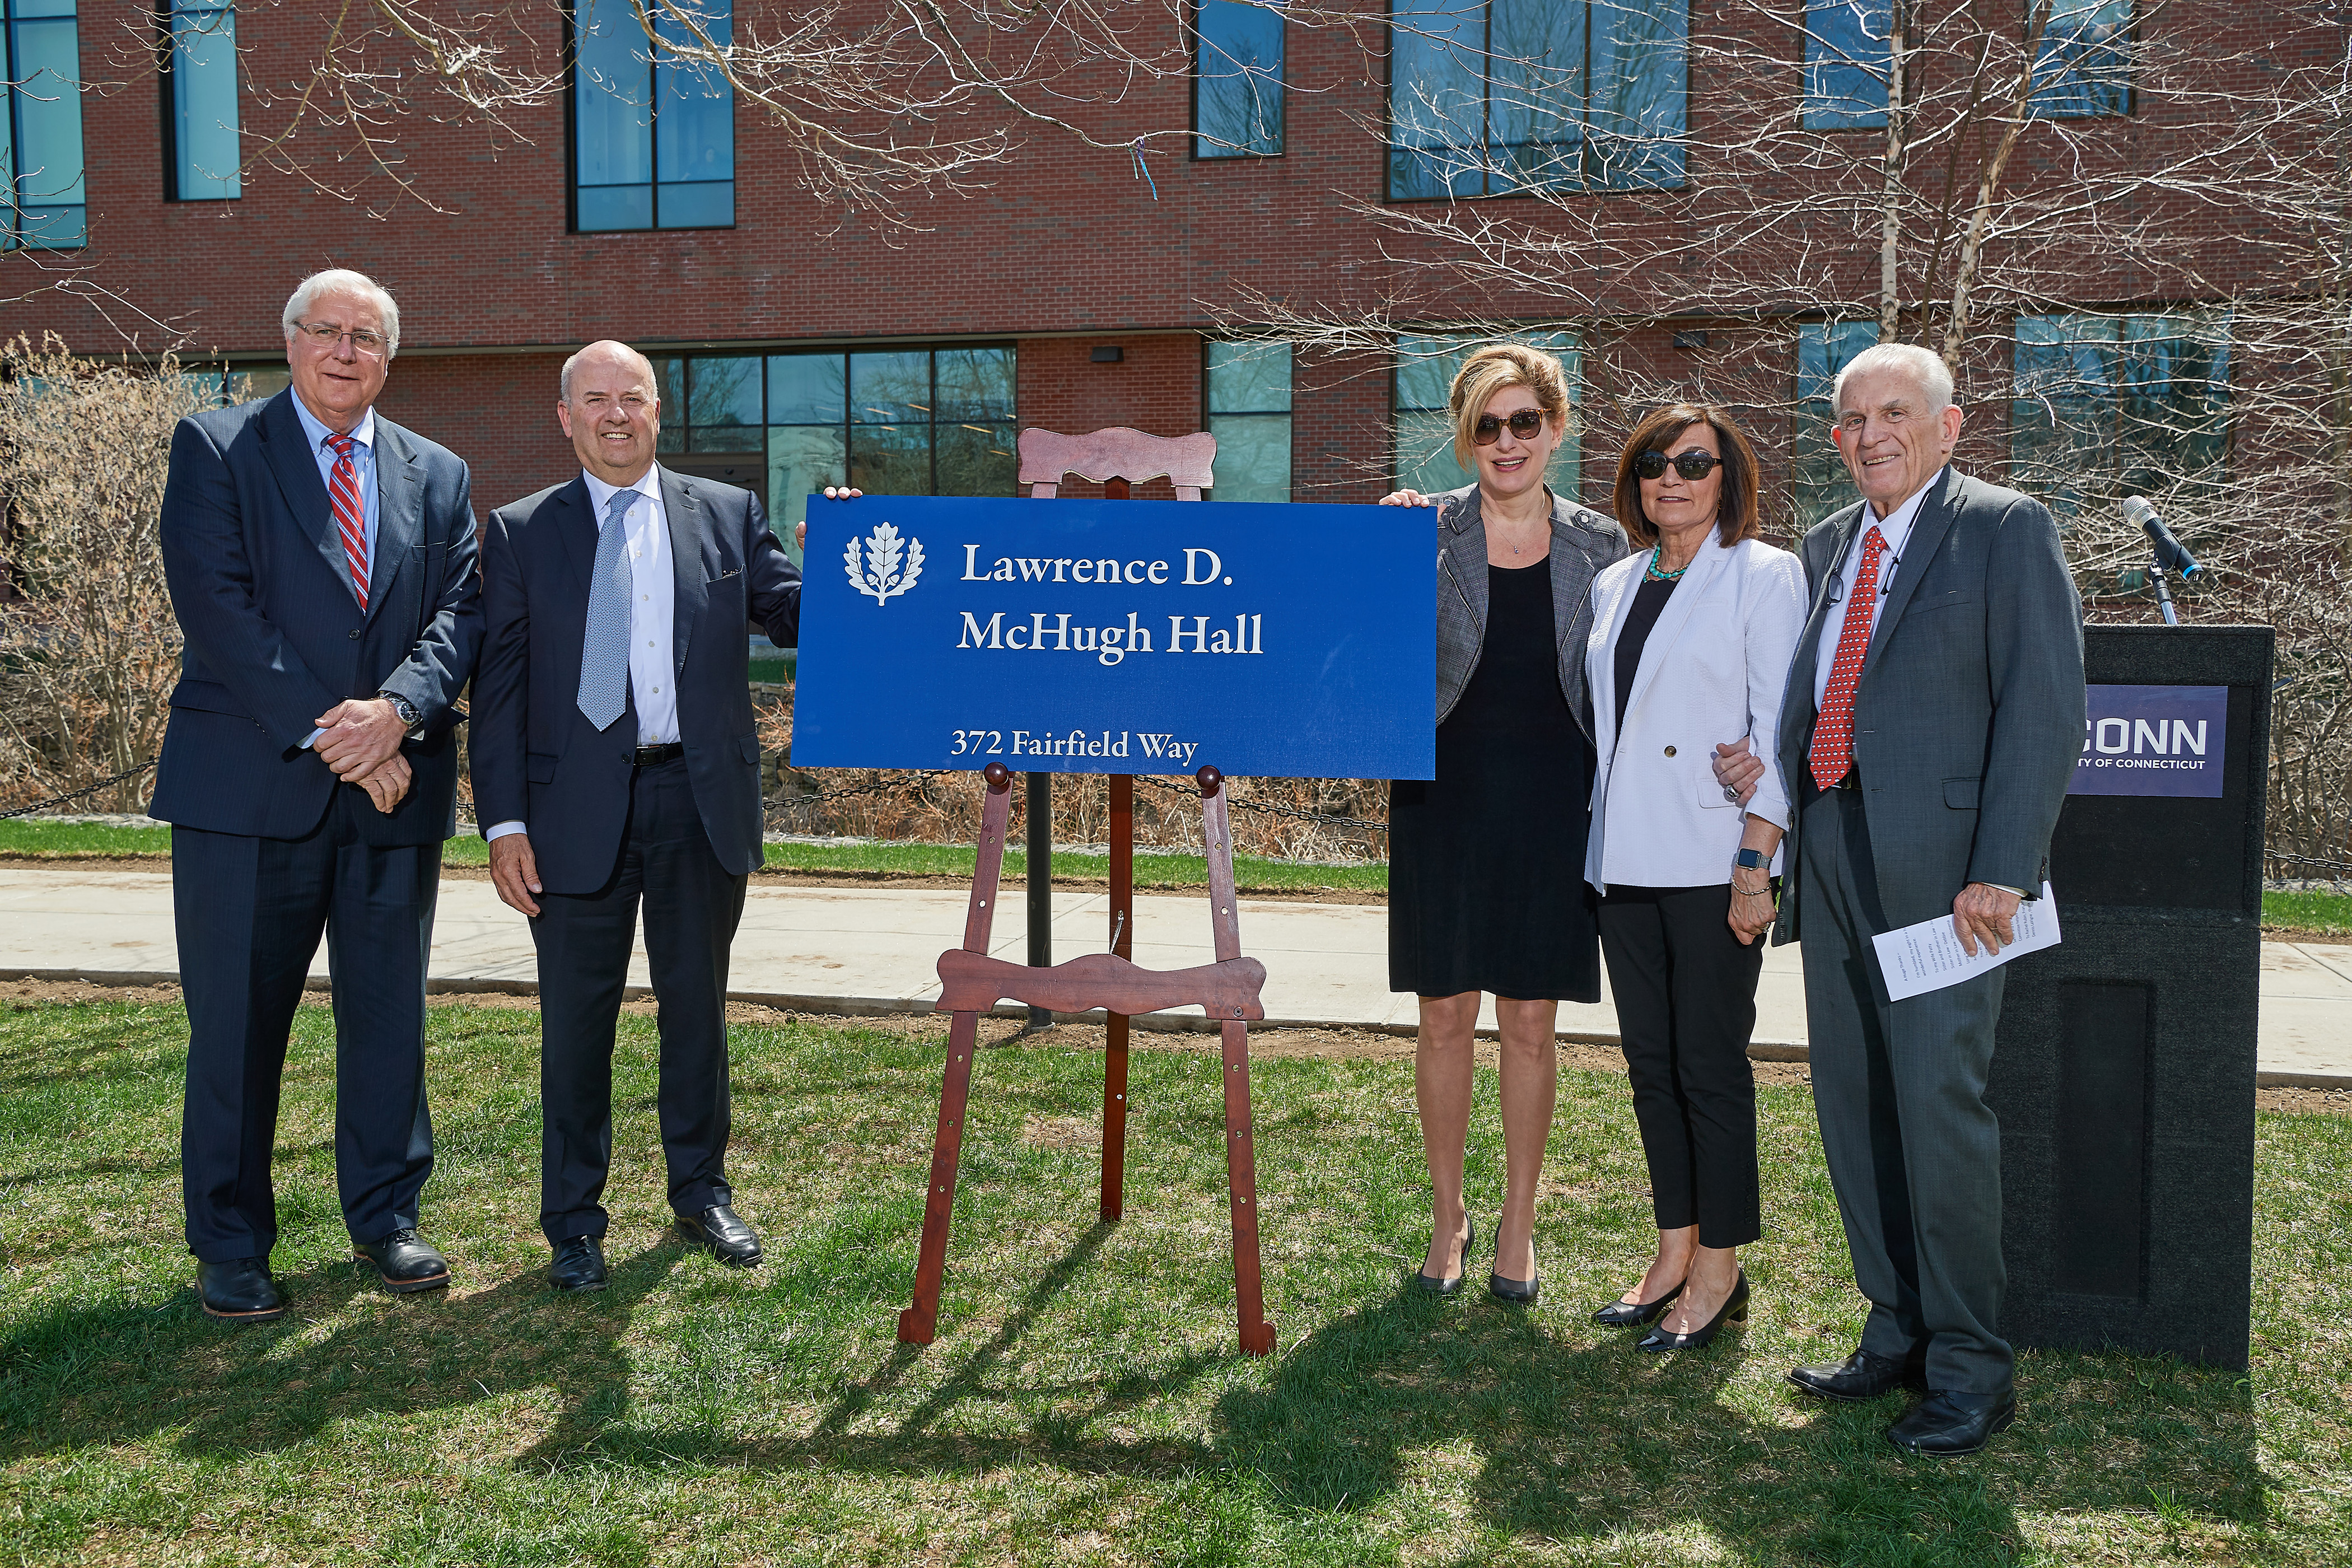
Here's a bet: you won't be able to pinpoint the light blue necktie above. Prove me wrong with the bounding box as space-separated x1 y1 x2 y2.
577 488 638 731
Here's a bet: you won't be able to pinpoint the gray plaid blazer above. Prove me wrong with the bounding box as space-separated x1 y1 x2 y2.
1434 483 1629 740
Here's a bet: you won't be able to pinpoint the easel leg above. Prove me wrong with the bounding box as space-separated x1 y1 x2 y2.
1221 1018 1276 1356
1102 774 1133 1222
897 1009 981 1345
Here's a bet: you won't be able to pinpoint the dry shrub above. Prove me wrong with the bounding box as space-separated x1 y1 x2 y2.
0 334 223 813
755 693 1389 861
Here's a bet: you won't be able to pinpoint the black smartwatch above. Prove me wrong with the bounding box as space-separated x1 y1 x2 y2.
1733 847 1769 872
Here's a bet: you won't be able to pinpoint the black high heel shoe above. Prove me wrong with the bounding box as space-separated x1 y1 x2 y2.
1414 1216 1474 1295
1488 1228 1538 1305
1637 1271 1748 1352
1593 1278 1683 1328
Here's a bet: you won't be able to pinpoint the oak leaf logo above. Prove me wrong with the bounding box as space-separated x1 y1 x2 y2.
844 521 923 606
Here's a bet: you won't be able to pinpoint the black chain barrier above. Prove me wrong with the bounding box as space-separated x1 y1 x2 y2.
1 758 158 820
2267 851 2352 880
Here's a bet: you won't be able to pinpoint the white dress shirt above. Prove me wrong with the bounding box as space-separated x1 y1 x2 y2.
293 396 379 753
486 464 677 844
1810 466 1940 713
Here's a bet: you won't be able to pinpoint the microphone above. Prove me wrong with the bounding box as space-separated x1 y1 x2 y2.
2122 496 2199 577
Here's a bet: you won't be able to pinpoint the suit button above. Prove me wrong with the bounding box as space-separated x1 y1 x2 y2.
349 629 361 640
1663 745 1677 757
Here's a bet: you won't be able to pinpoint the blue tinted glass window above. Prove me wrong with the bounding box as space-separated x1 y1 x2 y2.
166 1 239 199
1387 0 1684 199
1803 0 1889 130
2030 0 2130 119
2012 310 2228 525
1792 320 1879 527
1205 341 1291 502
1195 1 1284 157
4 0 85 249
570 0 732 231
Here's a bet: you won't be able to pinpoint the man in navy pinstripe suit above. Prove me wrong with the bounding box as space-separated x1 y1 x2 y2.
155 268 482 1322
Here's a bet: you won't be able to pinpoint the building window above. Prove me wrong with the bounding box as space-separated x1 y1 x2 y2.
1387 0 1684 200
649 346 1018 562
1803 0 1889 131
1392 330 1579 495
1203 340 1291 500
1793 320 1879 528
179 362 290 406
3 0 85 249
2011 311 2229 525
162 0 239 200
2029 0 2130 119
569 0 734 232
1194 1 1284 157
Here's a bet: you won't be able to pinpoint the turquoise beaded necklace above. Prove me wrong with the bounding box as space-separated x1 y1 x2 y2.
1644 547 1692 582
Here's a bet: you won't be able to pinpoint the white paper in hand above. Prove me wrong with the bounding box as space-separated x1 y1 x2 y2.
1871 884 2060 1002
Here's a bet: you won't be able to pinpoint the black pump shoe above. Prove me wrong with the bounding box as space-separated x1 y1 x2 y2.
1488 1230 1539 1305
1594 1278 1683 1328
1415 1216 1475 1295
1638 1271 1748 1352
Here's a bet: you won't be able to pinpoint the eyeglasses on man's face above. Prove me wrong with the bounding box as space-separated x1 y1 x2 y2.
296 321 389 360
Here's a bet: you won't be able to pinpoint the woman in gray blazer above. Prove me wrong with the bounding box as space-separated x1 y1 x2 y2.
1583 404 1805 1350
1381 342 1627 1304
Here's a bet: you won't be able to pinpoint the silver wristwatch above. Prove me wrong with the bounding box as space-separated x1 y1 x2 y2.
379 691 423 734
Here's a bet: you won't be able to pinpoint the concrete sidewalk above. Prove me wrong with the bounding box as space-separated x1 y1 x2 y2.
3 866 2346 1086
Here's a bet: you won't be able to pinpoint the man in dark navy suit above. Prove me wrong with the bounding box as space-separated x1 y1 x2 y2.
155 268 482 1322
471 340 815 1292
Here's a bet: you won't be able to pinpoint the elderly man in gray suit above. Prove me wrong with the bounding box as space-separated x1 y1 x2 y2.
1715 343 2084 1454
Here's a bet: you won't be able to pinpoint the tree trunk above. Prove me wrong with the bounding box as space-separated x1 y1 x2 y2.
1942 0 2055 365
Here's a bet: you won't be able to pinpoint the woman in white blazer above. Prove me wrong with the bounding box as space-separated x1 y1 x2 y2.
1582 404 1807 1353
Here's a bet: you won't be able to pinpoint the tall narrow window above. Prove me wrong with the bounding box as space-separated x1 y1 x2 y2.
1792 320 1879 528
1803 0 1889 130
1205 341 1291 500
1194 1 1284 157
1387 0 1684 200
570 0 734 232
1392 330 1579 494
2029 0 2130 119
164 0 239 200
3 0 85 249
2012 311 2229 525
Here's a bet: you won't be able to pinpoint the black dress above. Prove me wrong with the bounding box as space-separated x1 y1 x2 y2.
1389 555 1602 1003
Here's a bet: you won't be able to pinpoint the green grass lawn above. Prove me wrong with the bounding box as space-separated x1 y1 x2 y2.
2 1000 2344 1565
0 819 1384 891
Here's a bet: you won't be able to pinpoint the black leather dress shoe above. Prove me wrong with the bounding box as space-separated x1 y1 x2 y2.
549 1235 608 1293
1888 1390 2016 1455
1414 1216 1474 1295
1639 1272 1748 1352
1594 1278 1682 1328
353 1228 451 1294
1789 1347 1930 1402
198 1257 286 1322
678 1204 763 1267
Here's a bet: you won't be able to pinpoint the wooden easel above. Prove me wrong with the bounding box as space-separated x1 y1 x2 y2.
894 427 1277 1357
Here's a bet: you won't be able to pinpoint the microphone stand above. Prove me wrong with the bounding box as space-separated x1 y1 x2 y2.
2149 559 2180 627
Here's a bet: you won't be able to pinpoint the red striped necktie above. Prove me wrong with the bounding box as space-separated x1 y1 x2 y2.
1808 522 1888 791
324 431 369 611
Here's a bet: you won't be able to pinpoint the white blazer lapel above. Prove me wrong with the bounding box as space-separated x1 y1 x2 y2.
1621 538 1730 725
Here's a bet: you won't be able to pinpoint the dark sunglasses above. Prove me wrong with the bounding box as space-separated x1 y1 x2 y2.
1473 409 1548 444
1633 448 1724 482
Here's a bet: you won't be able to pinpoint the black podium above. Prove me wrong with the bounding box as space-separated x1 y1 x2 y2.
1989 624 2272 1369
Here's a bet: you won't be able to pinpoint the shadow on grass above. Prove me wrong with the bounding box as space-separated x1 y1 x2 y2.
0 1239 684 1468
1211 1286 2270 1564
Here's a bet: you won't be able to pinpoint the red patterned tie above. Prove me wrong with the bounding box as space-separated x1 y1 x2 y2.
1808 523 1888 790
325 431 369 611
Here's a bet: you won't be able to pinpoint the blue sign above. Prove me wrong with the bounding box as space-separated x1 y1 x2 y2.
791 496 1437 779
2070 684 2228 797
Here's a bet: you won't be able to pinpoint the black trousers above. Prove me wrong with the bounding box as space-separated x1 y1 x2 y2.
531 755 746 1244
1597 883 1765 1249
176 790 440 1262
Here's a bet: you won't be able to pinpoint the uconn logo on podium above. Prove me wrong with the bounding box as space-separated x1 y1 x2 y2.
2071 684 2228 799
